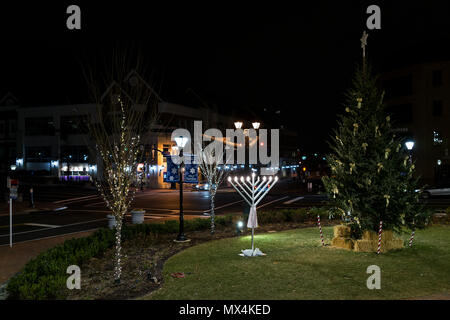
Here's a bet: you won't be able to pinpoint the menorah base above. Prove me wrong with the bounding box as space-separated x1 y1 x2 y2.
238 248 266 257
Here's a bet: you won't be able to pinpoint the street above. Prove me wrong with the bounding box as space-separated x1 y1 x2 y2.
1 181 449 246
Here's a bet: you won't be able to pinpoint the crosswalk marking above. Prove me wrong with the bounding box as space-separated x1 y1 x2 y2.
283 196 304 204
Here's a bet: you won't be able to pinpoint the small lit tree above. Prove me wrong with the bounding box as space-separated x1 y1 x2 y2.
84 52 158 282
197 147 229 234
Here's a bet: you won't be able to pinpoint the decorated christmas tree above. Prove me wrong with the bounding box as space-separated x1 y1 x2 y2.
322 32 429 236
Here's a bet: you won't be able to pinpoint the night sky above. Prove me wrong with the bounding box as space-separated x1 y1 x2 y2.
2 1 450 151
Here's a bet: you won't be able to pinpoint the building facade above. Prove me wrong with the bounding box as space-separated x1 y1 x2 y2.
381 61 450 185
1 95 299 189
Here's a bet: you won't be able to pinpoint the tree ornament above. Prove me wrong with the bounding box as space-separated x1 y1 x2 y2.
377 163 383 173
356 97 362 109
345 107 350 113
385 148 391 159
362 142 368 152
332 186 339 195
353 123 359 136
348 199 353 209
349 163 356 174
403 156 409 167
384 194 390 207
386 115 390 122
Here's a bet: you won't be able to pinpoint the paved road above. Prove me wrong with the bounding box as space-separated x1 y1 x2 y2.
1 181 449 246
0 182 293 246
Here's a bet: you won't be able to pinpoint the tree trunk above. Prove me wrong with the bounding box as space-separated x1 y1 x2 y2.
114 216 123 283
210 190 216 234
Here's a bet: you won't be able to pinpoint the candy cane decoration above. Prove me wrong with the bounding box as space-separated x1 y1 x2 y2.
409 230 415 247
228 173 278 253
377 220 383 255
317 215 325 246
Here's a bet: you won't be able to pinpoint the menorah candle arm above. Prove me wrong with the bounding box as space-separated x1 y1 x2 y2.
230 181 252 206
254 179 278 206
235 180 253 201
254 179 272 203
241 179 254 195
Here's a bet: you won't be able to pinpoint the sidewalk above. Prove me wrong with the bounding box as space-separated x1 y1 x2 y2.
0 230 95 285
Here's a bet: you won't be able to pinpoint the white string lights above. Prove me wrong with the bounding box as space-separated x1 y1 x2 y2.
228 173 278 256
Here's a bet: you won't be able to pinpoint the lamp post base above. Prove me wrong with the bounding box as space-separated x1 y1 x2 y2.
174 234 190 243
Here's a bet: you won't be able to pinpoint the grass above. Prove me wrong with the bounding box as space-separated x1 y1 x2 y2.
144 225 450 300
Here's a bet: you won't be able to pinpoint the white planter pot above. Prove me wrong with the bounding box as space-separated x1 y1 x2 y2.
107 214 116 229
131 210 145 224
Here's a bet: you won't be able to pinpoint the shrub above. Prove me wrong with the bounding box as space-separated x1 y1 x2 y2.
6 215 233 300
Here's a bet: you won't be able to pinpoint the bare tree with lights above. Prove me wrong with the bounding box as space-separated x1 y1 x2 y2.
197 146 229 234
84 52 159 282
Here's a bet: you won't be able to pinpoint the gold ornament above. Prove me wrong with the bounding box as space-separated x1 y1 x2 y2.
384 194 390 207
349 163 356 174
356 98 362 109
403 156 409 167
353 123 359 135
345 107 350 113
362 142 368 152
385 148 391 159
386 115 390 122
377 163 383 173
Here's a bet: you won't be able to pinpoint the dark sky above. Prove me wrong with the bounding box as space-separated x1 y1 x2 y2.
1 1 450 151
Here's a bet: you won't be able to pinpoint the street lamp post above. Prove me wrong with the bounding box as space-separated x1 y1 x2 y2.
174 136 189 242
405 140 415 164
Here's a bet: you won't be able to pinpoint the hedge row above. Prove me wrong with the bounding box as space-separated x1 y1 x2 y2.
257 207 332 224
6 215 233 300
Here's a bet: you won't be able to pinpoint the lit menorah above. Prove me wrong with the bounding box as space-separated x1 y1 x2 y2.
228 173 278 256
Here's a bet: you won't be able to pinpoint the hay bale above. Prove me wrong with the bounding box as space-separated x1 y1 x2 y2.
354 239 378 252
362 229 394 241
355 238 404 253
333 225 351 237
384 239 404 251
362 230 378 241
331 237 354 250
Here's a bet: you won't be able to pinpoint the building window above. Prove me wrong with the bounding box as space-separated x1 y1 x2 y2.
25 117 55 136
25 146 52 161
433 131 443 145
61 145 90 162
433 100 443 117
432 70 443 87
61 116 87 135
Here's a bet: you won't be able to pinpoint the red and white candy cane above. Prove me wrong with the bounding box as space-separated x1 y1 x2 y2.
317 215 325 246
409 230 415 247
377 221 383 255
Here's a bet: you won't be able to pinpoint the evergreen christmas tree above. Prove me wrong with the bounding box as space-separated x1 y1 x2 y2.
322 33 429 236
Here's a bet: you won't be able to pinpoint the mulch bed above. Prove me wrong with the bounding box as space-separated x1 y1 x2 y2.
66 220 337 300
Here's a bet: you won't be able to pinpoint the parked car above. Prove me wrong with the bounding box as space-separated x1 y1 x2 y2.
419 183 450 198
194 182 211 191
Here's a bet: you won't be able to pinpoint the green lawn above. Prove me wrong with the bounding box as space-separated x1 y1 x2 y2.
145 225 450 300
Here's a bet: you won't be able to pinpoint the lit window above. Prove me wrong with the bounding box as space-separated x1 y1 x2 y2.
433 131 443 145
